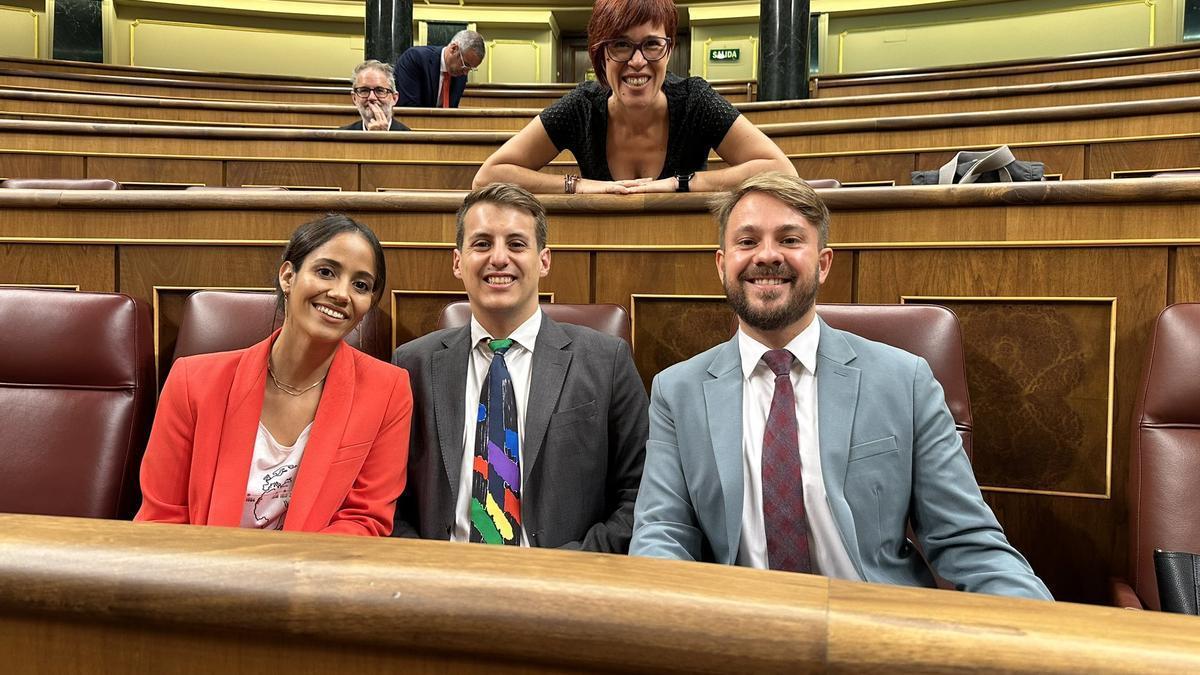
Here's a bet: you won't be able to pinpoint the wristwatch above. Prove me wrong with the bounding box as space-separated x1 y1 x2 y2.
675 172 695 193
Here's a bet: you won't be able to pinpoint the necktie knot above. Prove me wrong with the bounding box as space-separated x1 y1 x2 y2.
488 338 514 355
762 349 794 377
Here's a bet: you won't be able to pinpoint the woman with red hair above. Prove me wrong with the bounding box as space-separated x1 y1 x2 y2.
473 0 795 195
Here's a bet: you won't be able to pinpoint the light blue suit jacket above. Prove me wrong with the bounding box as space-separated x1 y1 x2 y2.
630 319 1052 600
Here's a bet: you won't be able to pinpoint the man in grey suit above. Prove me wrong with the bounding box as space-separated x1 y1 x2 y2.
630 173 1051 599
392 183 646 551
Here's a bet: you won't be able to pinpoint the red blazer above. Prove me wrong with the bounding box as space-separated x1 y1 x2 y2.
135 333 411 535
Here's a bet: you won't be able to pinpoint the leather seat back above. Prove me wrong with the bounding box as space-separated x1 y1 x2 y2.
818 303 973 459
0 288 153 518
0 178 122 189
172 290 379 364
1127 303 1200 610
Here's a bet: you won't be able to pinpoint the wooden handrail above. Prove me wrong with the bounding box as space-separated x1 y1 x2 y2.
8 67 1200 116
0 56 755 92
0 513 1196 672
817 44 1200 84
3 178 1200 213
6 92 1200 141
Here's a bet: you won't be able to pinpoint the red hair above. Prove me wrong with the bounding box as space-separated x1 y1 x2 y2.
587 0 678 89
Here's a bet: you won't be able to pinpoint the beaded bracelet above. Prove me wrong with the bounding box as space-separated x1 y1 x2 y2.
564 173 580 194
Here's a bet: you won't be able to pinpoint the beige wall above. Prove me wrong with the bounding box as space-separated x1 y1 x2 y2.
688 3 759 80
20 0 1194 81
691 23 759 81
107 0 361 77
824 0 1182 74
1 0 47 59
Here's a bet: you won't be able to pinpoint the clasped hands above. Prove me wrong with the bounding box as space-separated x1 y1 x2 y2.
574 176 680 194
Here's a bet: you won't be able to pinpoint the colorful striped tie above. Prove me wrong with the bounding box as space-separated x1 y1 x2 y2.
469 338 521 545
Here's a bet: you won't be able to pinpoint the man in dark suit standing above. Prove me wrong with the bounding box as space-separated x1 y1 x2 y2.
392 183 647 552
340 60 410 131
394 30 485 108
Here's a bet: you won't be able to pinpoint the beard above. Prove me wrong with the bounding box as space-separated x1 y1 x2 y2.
724 262 820 332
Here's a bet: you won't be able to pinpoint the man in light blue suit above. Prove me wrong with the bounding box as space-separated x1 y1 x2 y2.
629 172 1051 600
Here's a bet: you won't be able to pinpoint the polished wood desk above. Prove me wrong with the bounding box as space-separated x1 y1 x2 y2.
813 43 1200 97
7 69 1200 132
0 67 751 108
0 56 757 103
2 180 1199 605
0 513 1197 673
5 93 1200 189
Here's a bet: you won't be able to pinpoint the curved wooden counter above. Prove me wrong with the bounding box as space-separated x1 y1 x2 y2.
0 67 750 108
0 56 756 99
814 43 1200 97
8 68 1200 132
4 94 1200 189
0 513 1196 672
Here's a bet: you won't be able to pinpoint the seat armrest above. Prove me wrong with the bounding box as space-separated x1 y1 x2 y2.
1110 578 1145 609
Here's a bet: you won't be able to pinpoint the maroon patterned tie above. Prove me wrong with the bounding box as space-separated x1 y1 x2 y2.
760 349 812 573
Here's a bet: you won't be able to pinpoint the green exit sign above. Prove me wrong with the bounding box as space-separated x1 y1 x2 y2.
709 48 740 62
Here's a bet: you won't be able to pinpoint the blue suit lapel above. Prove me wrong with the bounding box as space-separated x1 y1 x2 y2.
702 335 744 564
815 318 867 578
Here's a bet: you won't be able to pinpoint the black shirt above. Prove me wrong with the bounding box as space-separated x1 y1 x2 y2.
539 74 740 181
339 119 411 131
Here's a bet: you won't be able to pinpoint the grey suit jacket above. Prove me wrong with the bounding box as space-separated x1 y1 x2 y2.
630 319 1052 600
391 313 647 552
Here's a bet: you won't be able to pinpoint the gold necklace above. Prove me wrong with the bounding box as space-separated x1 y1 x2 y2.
267 360 326 397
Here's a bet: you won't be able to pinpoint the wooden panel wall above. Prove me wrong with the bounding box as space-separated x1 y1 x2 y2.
6 132 1200 189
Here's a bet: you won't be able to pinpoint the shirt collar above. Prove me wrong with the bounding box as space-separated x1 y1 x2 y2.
469 309 542 354
440 47 449 75
737 315 820 381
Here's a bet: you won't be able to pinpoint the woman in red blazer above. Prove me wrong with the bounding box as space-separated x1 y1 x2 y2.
136 215 411 535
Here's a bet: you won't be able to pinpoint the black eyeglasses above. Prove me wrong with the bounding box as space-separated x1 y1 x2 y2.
602 36 673 63
352 86 395 98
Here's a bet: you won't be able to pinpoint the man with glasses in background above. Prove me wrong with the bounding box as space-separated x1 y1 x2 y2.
394 30 486 109
342 60 411 131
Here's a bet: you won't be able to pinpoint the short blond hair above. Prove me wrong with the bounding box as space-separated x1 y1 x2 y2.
456 182 548 250
709 172 831 249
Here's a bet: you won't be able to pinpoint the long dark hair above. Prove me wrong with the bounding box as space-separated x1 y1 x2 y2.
275 213 387 317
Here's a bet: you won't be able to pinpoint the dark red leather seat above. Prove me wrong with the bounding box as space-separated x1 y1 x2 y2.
172 290 379 364
0 288 153 518
438 301 631 344
0 178 122 190
818 303 973 459
1112 303 1200 610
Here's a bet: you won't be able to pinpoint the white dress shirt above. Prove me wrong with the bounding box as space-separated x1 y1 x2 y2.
735 318 860 579
452 310 541 544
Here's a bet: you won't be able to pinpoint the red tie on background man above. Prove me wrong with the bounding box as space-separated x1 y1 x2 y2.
760 349 813 573
440 72 451 108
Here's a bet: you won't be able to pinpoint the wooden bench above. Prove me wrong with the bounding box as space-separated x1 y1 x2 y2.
814 43 1200 97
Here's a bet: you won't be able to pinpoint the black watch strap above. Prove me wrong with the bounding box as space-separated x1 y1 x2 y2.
675 172 695 193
